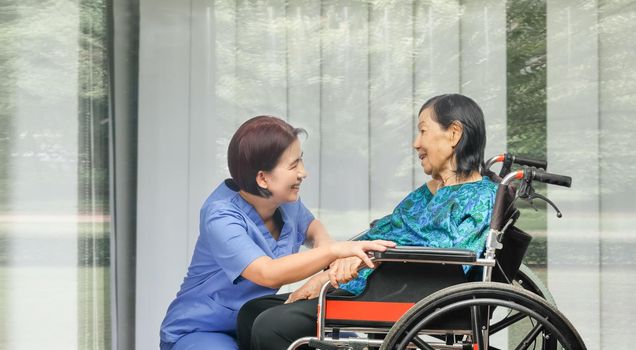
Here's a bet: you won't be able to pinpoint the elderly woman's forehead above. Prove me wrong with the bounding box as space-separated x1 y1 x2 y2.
418 108 434 123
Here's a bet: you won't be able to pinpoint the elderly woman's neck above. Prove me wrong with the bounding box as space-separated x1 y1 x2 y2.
430 170 482 193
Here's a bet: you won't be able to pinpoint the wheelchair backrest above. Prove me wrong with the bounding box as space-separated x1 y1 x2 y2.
483 166 532 284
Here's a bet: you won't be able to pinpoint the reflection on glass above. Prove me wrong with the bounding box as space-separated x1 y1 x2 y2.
0 0 111 349
506 0 548 267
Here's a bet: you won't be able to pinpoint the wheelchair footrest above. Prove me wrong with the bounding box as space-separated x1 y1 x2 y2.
308 338 383 350
308 339 341 350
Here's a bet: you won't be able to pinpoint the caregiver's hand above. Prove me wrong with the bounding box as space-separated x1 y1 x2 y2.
329 240 395 269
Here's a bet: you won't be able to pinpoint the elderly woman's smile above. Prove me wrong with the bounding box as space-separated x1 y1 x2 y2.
413 106 459 180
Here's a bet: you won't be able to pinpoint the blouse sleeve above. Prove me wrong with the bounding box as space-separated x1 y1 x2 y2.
456 213 489 255
292 198 315 246
202 207 267 284
452 190 495 257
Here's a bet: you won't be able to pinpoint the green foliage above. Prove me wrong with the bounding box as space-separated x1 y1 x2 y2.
507 0 547 160
507 0 548 266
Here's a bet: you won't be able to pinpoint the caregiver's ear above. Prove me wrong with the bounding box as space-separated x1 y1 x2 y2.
255 170 269 190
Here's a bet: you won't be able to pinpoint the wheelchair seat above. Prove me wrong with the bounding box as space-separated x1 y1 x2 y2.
325 248 474 329
322 224 531 335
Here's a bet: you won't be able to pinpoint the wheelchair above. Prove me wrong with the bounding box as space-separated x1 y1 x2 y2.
289 154 585 350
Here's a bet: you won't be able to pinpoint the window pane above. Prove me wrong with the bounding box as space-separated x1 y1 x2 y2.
0 1 111 349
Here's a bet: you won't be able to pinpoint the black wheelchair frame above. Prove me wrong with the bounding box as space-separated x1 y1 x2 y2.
288 154 585 350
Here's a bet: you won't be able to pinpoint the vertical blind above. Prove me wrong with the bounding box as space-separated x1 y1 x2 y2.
137 1 636 349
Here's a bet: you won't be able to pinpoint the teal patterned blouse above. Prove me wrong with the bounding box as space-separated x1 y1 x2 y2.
339 176 498 296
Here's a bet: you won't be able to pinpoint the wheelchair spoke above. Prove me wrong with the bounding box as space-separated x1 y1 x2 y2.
490 311 527 334
471 305 485 350
513 322 543 350
410 336 434 350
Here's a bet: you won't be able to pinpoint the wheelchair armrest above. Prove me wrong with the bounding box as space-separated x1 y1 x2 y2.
373 246 476 264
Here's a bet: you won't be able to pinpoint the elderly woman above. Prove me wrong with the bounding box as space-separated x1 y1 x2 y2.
159 116 394 350
237 94 498 350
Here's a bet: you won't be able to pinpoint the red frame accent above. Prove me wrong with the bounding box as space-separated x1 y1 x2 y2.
324 300 415 322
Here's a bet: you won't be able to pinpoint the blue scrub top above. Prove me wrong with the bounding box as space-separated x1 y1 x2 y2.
160 179 315 344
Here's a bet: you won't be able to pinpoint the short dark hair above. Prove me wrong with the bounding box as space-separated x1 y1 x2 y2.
227 115 306 197
419 94 486 178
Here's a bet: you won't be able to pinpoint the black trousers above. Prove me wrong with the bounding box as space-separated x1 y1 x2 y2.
236 293 316 350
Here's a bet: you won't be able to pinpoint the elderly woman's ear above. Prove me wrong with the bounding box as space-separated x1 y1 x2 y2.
448 121 463 148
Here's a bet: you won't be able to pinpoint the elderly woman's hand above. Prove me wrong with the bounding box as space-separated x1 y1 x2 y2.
284 273 327 304
327 257 365 288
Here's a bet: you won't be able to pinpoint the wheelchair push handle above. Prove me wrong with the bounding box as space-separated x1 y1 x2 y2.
499 167 572 219
501 168 571 187
514 155 548 170
485 153 548 179
533 170 572 187
484 153 548 171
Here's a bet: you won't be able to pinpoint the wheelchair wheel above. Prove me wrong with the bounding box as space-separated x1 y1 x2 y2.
380 282 585 350
515 264 556 306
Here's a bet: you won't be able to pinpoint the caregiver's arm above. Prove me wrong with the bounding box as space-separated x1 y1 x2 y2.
242 239 395 289
305 219 332 248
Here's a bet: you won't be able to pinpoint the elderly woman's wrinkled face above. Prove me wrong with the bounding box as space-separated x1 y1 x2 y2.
413 107 457 179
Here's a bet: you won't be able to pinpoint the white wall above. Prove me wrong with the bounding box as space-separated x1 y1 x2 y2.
137 1 192 348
